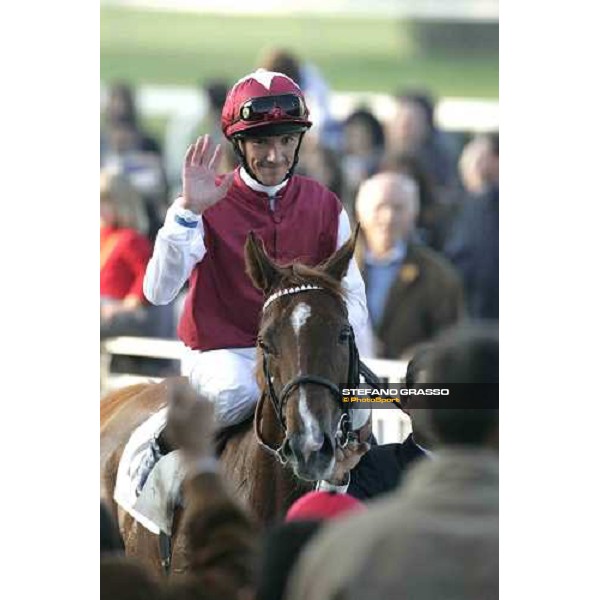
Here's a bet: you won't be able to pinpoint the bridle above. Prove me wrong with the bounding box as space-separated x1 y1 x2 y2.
254 285 362 464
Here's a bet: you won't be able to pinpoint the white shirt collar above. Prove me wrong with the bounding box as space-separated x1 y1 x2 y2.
239 167 289 198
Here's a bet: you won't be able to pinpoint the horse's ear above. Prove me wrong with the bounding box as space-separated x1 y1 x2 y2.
244 231 283 293
320 223 360 281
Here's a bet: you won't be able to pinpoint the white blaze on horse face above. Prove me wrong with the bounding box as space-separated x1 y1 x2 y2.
290 302 311 338
290 301 312 373
290 302 322 456
299 387 323 458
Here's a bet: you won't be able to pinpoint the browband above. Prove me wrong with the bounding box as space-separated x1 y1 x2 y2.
263 285 323 311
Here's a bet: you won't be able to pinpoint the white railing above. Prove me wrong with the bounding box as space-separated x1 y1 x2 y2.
100 336 412 443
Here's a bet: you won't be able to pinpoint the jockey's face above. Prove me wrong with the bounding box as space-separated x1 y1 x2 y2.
240 133 301 186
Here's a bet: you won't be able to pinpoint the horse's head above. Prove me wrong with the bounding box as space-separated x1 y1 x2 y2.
245 227 360 481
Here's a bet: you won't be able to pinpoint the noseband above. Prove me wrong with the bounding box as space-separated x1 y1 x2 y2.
254 285 362 463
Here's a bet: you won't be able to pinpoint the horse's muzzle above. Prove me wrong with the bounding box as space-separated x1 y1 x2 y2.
281 431 336 481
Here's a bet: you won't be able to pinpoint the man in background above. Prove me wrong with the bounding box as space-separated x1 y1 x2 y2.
355 172 464 358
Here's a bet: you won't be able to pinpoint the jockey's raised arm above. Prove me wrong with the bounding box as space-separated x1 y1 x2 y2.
143 197 207 305
143 134 233 305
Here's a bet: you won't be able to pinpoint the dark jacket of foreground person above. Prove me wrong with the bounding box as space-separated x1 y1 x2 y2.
286 447 498 600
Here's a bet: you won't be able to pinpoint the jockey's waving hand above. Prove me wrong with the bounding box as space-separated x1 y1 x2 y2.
181 135 234 215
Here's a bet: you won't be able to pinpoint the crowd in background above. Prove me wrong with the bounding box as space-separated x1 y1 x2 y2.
100 47 499 364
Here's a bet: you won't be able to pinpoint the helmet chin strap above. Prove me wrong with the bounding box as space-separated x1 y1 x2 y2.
232 133 306 186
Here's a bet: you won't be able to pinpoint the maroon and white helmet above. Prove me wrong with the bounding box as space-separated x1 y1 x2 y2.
221 69 312 139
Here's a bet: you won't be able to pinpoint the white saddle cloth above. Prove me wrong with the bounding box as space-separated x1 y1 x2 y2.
113 406 185 535
133 451 187 535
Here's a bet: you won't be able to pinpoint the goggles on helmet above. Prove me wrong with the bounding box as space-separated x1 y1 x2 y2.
237 94 308 123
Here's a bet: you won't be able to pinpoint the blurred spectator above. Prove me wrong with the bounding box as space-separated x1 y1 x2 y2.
340 108 386 213
286 491 365 522
164 79 233 190
422 322 499 446
102 82 161 158
459 132 499 195
383 151 457 251
102 119 169 241
387 90 458 192
257 520 322 600
100 169 153 339
444 133 499 320
296 135 345 201
100 169 175 345
347 343 433 500
198 80 230 143
355 172 464 359
102 83 169 241
286 322 499 600
101 556 163 600
258 47 340 148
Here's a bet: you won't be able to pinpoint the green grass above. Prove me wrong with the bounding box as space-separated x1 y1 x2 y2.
101 7 498 98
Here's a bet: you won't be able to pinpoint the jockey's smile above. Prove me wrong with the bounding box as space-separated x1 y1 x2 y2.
240 133 301 186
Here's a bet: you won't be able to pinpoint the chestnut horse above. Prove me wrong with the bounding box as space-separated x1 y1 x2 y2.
100 227 362 576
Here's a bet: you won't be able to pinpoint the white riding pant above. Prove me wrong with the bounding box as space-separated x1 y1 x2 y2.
181 346 370 430
182 347 260 427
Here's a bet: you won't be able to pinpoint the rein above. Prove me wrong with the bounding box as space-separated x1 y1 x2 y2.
254 285 363 463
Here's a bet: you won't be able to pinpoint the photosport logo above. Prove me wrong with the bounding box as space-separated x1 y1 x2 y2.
340 384 499 409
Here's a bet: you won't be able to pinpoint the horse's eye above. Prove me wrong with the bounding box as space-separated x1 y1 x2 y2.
338 327 351 343
258 337 272 354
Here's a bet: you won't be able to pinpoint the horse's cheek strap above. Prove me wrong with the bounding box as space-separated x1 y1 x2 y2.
254 393 270 447
263 352 287 429
254 392 285 457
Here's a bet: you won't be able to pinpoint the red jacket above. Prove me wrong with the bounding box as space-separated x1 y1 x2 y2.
100 226 152 302
178 171 341 350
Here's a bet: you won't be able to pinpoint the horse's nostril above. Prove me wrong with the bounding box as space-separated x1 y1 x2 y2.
321 433 335 458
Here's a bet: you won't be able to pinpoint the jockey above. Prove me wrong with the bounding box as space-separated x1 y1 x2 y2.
143 69 372 428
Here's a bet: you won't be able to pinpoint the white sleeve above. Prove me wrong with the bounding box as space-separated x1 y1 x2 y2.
337 209 376 358
143 198 207 305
